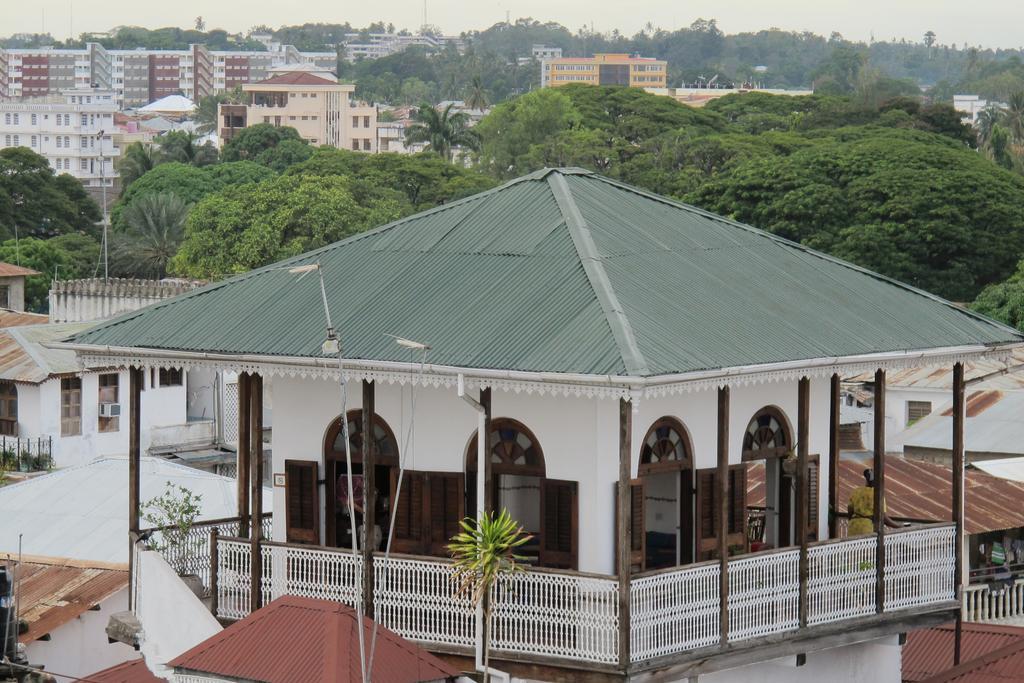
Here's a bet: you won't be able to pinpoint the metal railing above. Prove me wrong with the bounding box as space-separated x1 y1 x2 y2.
0 436 53 472
200 524 956 667
143 515 272 596
727 547 801 642
630 561 720 661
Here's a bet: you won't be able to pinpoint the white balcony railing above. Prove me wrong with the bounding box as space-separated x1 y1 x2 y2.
963 579 1024 623
206 524 956 667
727 547 801 642
631 561 720 660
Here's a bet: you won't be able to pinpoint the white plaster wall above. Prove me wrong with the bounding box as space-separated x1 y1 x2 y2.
13 382 42 439
695 635 902 683
185 368 217 422
135 549 221 677
24 588 139 681
886 387 951 452
270 375 834 574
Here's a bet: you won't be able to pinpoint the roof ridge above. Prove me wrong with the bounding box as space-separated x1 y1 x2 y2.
923 634 1024 683
547 172 648 376
586 174 1022 340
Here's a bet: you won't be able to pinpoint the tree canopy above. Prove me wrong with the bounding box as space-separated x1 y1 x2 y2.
0 148 102 241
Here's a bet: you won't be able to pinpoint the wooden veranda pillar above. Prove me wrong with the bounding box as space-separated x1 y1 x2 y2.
127 366 143 610
481 388 493 513
617 397 632 669
952 362 966 665
828 374 841 539
250 373 264 613
717 385 730 646
796 376 810 627
873 369 886 614
237 373 251 538
361 380 376 618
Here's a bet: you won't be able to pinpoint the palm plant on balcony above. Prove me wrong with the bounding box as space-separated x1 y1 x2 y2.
449 509 531 683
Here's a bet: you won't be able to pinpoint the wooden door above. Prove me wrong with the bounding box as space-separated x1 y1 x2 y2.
285 459 319 544
539 479 578 570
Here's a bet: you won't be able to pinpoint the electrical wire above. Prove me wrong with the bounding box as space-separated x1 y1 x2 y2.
2 659 106 682
366 345 429 681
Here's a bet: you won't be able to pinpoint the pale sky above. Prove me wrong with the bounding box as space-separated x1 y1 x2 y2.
3 0 1021 50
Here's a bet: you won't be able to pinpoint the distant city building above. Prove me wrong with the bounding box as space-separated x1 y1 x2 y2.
541 53 667 88
340 32 465 61
532 44 563 61
649 86 814 107
953 94 999 125
0 42 338 108
218 70 377 151
0 87 119 201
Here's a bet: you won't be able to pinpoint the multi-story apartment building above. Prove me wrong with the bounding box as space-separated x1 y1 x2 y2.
0 87 119 203
542 52 668 88
0 43 341 108
341 32 465 61
218 70 377 151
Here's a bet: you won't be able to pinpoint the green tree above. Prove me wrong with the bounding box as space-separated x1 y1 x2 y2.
0 147 101 240
157 130 217 166
115 193 190 278
1006 91 1024 144
220 124 305 163
405 103 481 162
48 233 102 280
193 87 243 135
972 259 1024 331
475 89 581 178
0 238 73 311
117 142 158 189
170 174 406 278
465 75 489 110
448 509 531 683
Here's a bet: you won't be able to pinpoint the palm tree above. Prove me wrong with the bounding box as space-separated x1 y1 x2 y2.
976 105 1004 149
1005 91 1024 145
115 192 189 278
404 103 482 161
117 142 157 189
449 509 531 683
465 76 489 111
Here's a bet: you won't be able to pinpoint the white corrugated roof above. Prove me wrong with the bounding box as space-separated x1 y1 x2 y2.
900 391 1024 457
971 457 1024 482
139 94 195 113
0 456 270 563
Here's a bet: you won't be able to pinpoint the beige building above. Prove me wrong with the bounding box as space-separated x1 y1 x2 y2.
542 53 667 88
218 71 377 152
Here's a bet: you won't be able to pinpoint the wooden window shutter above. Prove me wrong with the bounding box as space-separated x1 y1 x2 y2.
806 455 820 542
695 468 719 561
390 469 427 554
285 459 319 544
427 472 465 556
540 479 578 570
727 464 748 553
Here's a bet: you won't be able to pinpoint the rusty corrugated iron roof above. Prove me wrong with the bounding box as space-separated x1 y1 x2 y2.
849 347 1024 391
2 555 128 643
903 622 1024 682
0 262 40 277
0 310 48 328
0 322 95 383
169 596 459 683
747 456 1024 535
77 659 158 683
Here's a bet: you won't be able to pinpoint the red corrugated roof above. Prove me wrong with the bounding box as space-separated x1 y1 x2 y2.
77 659 159 683
0 262 40 277
169 596 459 683
256 72 338 86
904 622 1024 682
904 623 1024 681
747 456 1024 535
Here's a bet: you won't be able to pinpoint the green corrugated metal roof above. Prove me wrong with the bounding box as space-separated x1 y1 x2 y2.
68 168 1024 377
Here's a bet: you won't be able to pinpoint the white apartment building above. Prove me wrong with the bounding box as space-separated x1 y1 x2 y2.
341 32 465 61
0 87 118 195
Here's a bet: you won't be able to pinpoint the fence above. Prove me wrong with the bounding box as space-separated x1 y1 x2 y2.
630 561 720 662
215 537 253 621
373 555 475 649
727 547 801 642
260 541 362 608
490 568 619 664
0 436 52 472
963 580 1024 623
884 524 956 611
143 515 272 596
808 535 876 625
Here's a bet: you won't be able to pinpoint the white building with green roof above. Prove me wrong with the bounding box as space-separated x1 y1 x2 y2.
59 168 1024 682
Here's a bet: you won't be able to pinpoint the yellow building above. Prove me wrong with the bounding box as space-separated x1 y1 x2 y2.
541 53 667 89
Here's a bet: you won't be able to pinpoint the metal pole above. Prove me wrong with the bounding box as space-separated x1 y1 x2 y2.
98 130 108 280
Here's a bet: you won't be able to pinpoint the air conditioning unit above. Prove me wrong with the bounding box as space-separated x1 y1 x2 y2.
99 402 121 418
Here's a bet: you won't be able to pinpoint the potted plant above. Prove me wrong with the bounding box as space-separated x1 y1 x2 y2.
448 509 531 683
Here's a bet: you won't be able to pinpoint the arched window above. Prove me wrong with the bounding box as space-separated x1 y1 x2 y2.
324 410 399 465
639 417 692 473
742 406 792 459
467 418 545 476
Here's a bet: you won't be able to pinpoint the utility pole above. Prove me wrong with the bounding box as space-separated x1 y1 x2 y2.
97 129 108 280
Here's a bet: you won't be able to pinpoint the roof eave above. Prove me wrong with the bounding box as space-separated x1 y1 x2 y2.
48 340 1024 399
